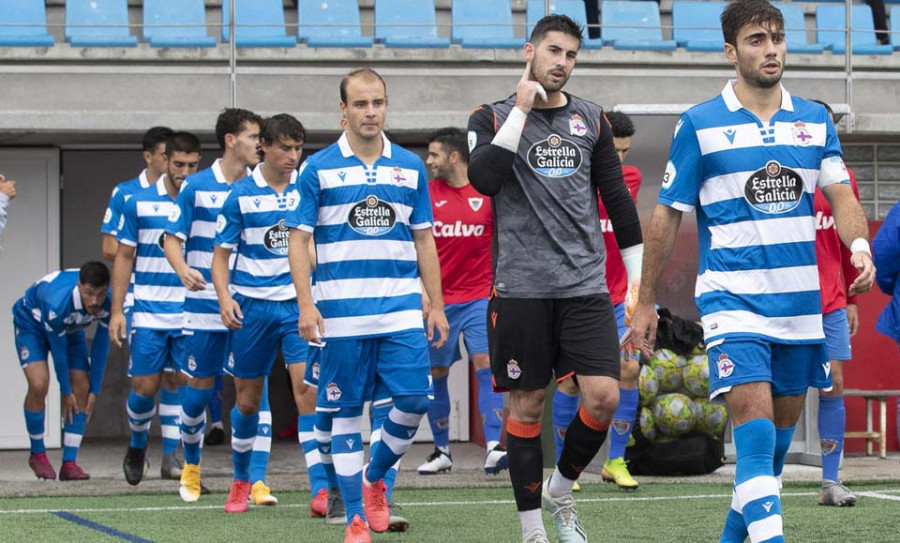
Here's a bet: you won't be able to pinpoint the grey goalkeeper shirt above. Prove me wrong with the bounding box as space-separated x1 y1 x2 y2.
467 93 642 299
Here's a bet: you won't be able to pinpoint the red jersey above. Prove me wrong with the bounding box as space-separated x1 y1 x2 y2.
430 179 493 305
598 165 642 305
815 168 860 314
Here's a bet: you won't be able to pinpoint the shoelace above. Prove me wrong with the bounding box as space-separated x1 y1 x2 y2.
370 481 388 509
551 495 579 528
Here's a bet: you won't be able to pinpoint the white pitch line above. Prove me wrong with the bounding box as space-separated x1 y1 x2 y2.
1 489 898 516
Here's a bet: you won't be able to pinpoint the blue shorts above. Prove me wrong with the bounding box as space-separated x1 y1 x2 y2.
226 294 308 380
706 337 830 399
129 328 187 377
317 329 432 410
429 298 489 368
183 330 230 379
823 308 852 361
303 343 323 388
13 309 90 371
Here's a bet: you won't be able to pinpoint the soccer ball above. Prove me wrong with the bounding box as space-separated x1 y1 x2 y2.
638 364 659 406
651 348 678 365
682 362 710 398
694 399 729 436
639 406 657 442
654 360 684 392
688 353 707 369
653 393 695 437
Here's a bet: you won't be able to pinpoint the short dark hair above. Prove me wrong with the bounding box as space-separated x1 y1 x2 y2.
260 114 306 146
428 127 469 164
340 68 387 104
721 0 784 47
166 131 202 156
215 108 262 149
606 111 636 139
79 261 110 287
529 14 583 46
142 126 174 153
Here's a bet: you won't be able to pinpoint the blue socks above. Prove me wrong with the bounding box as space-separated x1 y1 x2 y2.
371 403 400 502
62 412 87 463
427 375 451 453
476 367 503 448
818 396 845 482
126 391 156 450
250 380 272 485
315 410 338 489
208 375 223 426
24 408 46 454
300 413 328 496
774 426 795 479
332 407 365 523
732 418 783 543
368 395 427 482
159 386 182 456
231 406 258 482
608 387 639 460
552 389 579 463
180 385 213 465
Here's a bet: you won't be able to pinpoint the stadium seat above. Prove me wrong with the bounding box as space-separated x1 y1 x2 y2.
892 6 900 49
600 1 676 51
0 0 54 46
526 0 603 49
374 0 450 48
816 4 892 55
451 0 523 49
773 3 825 54
296 0 372 48
672 1 726 52
143 0 215 48
65 0 138 47
221 0 297 48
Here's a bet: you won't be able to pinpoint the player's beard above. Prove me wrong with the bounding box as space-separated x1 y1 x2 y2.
738 56 783 90
531 64 568 94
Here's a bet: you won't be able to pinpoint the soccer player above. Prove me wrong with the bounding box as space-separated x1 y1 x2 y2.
163 108 265 502
110 132 201 486
211 114 318 514
416 127 507 477
287 67 449 543
552 110 643 491
809 101 863 507
0 173 16 236
467 16 643 543
629 2 875 542
14 262 111 481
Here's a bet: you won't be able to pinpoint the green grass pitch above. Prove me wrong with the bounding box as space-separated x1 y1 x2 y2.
1 481 898 542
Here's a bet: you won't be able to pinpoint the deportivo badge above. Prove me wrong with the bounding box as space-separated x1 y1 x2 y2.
717 353 735 378
569 114 587 137
507 359 522 380
792 121 813 147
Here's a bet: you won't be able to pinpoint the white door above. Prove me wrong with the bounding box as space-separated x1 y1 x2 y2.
0 148 61 449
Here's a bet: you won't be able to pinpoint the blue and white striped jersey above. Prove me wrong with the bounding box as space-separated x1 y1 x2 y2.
100 169 159 309
659 81 850 344
286 132 433 339
166 160 247 332
118 179 184 330
215 164 300 301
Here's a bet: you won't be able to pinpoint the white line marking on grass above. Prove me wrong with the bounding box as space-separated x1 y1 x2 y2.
2 489 898 515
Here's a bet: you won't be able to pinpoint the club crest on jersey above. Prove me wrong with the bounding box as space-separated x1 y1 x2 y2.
348 195 397 236
569 114 587 137
326 382 342 401
507 359 522 380
527 134 583 178
469 197 484 212
717 353 735 378
744 161 803 215
792 121 813 146
263 219 290 255
187 355 197 372
392 167 406 185
820 438 839 456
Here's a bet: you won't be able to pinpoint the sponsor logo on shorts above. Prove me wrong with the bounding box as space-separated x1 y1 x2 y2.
822 361 832 379
717 353 735 378
526 134 583 178
820 438 839 456
744 160 803 215
227 352 235 369
792 121 813 146
326 382 342 401
507 359 522 380
468 197 484 212
187 355 197 372
612 420 631 435
19 347 29 360
348 196 397 236
263 220 290 255
311 362 320 381
569 114 587 137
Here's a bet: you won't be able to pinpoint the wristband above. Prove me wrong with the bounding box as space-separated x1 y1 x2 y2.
850 238 871 256
491 107 527 153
